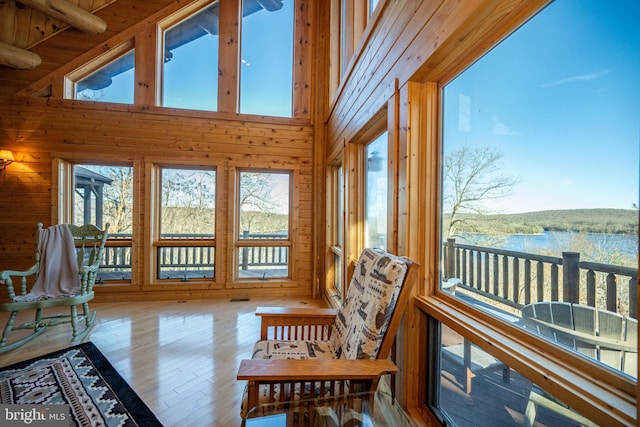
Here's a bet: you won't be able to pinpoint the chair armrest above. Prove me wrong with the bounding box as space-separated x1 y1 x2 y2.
526 317 637 352
1 265 39 299
256 306 338 340
1 265 39 279
237 358 398 381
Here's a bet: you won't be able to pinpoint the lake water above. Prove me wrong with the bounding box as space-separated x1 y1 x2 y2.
454 231 638 265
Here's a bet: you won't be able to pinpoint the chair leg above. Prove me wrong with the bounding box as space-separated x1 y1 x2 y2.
70 305 97 344
0 311 18 347
70 305 79 340
0 310 48 353
82 302 91 326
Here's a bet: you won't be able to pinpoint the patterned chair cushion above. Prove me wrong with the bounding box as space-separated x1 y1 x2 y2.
329 248 409 360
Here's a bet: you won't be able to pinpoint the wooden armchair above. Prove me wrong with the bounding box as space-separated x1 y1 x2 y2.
237 248 418 419
0 223 109 353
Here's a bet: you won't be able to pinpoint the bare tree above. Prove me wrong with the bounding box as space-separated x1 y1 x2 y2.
104 167 134 234
239 172 282 233
74 165 133 234
443 144 520 237
161 169 215 235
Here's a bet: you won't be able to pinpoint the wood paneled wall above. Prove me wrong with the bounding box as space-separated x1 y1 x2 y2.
0 0 316 301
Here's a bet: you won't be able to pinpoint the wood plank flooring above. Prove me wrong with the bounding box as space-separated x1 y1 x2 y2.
0 297 328 427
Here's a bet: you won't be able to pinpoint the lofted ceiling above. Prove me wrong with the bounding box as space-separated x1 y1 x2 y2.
0 0 114 69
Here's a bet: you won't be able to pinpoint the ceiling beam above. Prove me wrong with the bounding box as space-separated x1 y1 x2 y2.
19 0 107 34
0 41 42 69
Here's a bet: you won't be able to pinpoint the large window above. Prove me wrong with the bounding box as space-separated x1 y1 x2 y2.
239 0 294 117
236 170 291 279
63 0 301 117
156 167 216 281
433 1 639 425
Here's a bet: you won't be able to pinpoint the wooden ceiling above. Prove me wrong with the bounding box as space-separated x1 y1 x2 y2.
0 0 115 69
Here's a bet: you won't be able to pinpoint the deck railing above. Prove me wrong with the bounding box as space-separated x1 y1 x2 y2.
98 232 288 280
444 238 638 318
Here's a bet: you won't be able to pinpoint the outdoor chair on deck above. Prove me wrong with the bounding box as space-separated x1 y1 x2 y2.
237 248 418 421
521 301 637 427
0 223 109 353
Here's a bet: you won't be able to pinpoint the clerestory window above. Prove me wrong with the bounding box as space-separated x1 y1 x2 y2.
65 0 296 117
239 0 294 117
161 2 220 111
70 46 135 104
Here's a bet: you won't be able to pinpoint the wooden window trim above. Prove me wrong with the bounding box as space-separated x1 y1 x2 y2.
64 40 134 100
400 32 636 426
147 164 218 288
325 161 344 300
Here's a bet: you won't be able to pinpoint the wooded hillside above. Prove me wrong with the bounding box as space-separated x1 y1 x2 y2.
455 209 638 235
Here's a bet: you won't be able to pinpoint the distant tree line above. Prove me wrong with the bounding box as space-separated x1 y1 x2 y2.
450 209 638 235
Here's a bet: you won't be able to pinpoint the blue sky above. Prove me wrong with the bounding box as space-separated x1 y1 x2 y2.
443 0 639 214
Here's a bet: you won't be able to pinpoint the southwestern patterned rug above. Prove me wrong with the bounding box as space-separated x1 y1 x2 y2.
0 342 162 426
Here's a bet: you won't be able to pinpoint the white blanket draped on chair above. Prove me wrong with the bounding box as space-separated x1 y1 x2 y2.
13 224 80 301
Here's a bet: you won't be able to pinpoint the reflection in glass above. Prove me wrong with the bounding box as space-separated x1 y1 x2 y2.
369 0 380 16
240 0 293 117
439 324 597 427
365 132 388 249
163 2 220 111
76 50 134 104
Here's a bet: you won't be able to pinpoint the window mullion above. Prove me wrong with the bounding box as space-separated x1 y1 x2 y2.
218 0 240 113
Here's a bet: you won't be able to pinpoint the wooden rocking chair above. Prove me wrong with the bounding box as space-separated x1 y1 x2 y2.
237 248 418 420
0 223 109 353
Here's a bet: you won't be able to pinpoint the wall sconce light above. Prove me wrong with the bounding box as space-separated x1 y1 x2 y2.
0 150 15 174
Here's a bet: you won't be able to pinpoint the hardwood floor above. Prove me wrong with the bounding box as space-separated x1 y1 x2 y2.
0 296 328 427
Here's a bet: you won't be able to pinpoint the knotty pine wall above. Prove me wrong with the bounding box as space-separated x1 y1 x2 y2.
0 0 320 302
325 0 551 274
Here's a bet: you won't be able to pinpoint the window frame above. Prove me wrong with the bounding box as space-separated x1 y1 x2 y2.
326 153 344 300
64 40 135 102
229 166 299 287
149 164 218 285
53 156 138 287
158 1 222 112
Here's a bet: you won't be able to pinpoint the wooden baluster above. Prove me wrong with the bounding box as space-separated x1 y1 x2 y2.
536 261 544 302
606 273 617 312
512 257 520 304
